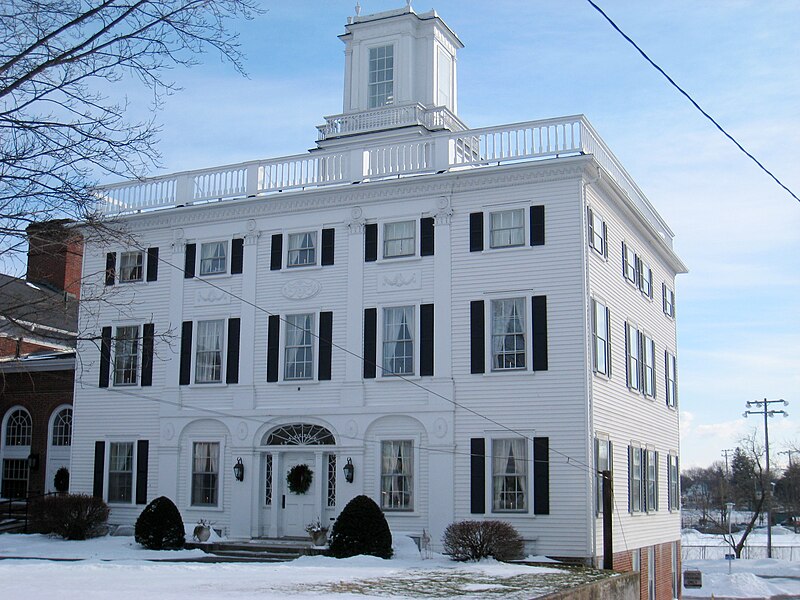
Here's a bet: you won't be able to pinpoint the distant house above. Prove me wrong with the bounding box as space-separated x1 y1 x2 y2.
0 221 81 498
72 6 686 599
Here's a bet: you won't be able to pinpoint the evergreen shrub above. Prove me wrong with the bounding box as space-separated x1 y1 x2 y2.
53 467 69 493
134 496 186 550
29 494 109 540
442 520 524 561
328 495 393 559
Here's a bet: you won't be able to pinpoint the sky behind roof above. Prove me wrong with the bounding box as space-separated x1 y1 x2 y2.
108 0 799 468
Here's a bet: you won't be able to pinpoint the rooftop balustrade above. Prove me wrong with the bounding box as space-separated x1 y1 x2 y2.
95 115 672 245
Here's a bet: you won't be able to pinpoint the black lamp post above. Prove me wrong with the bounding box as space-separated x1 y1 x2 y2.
233 457 245 482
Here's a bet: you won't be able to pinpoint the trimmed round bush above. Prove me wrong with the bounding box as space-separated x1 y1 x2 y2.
328 495 393 559
135 496 186 550
54 467 69 493
29 494 109 540
442 520 524 561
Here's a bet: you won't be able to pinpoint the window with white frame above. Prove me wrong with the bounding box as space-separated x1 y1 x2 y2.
383 220 415 258
5 409 32 446
287 231 317 267
665 351 677 408
642 334 655 397
195 319 224 383
284 313 314 380
380 440 413 510
108 441 133 503
119 251 144 282
622 243 637 284
382 306 414 376
667 454 680 511
199 241 228 275
113 325 139 386
489 209 525 248
51 408 72 446
629 445 642 512
663 284 675 318
588 208 607 256
638 260 653 298
645 449 658 511
368 45 394 108
191 441 219 506
671 542 679 599
647 546 656 600
595 438 612 514
491 298 526 370
625 323 640 390
592 299 611 375
492 438 527 511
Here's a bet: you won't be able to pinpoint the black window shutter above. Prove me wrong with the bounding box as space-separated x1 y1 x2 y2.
420 303 434 376
470 438 486 514
93 441 105 498
231 238 244 274
420 217 435 256
226 317 240 384
184 243 196 279
321 228 335 266
605 306 612 378
179 321 193 385
318 311 333 380
363 308 377 378
628 446 633 512
532 296 548 371
470 300 485 374
135 440 149 505
270 234 283 271
267 315 280 382
141 323 154 387
105 252 116 286
621 242 627 280
99 326 112 388
146 247 159 282
530 205 545 246
533 437 550 515
602 221 608 258
364 223 378 262
469 212 483 252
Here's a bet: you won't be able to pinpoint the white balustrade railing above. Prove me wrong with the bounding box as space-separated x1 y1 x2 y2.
96 114 669 242
318 104 465 139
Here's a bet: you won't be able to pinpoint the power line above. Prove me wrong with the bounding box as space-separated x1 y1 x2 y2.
584 0 800 204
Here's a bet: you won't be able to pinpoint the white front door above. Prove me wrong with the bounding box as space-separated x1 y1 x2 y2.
282 453 317 537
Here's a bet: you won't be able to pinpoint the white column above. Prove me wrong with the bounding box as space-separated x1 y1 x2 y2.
229 448 255 540
341 210 366 407
166 231 186 413
234 226 259 411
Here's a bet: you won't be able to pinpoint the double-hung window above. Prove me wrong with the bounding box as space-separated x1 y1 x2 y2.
663 284 676 318
195 319 224 383
492 438 527 511
642 334 655 397
491 298 526 370
108 441 134 503
625 323 640 390
595 438 612 514
645 449 658 511
113 325 139 386
119 251 144 282
665 352 677 408
592 299 611 375
368 45 394 108
383 221 415 258
629 446 643 512
380 440 412 510
588 208 607 257
490 209 525 248
383 306 414 376
287 232 316 267
638 261 653 298
284 314 314 380
667 454 680 510
191 441 219 506
199 241 228 275
622 243 638 284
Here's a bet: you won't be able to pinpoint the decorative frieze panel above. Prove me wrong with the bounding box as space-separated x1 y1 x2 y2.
378 269 421 292
281 278 322 300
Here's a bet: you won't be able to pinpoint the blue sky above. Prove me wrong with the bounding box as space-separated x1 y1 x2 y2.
113 0 799 468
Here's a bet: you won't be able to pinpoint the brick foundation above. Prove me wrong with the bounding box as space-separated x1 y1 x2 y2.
613 540 681 600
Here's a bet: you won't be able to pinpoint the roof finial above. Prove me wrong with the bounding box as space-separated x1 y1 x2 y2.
355 2 361 16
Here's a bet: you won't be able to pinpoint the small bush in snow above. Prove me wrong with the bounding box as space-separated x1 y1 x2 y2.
29 494 109 540
442 520 524 561
135 496 185 550
328 495 393 559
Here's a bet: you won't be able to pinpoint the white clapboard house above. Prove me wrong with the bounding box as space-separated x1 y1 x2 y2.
71 4 686 588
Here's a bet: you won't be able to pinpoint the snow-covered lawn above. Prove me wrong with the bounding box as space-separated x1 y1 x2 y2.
0 533 601 600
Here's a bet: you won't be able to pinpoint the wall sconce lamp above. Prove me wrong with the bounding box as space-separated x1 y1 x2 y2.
343 457 354 483
27 453 40 471
233 457 244 482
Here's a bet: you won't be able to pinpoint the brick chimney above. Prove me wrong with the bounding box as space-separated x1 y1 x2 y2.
26 220 84 299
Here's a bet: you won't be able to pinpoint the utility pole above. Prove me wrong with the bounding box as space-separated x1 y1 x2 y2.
721 448 735 474
778 450 799 468
743 398 789 559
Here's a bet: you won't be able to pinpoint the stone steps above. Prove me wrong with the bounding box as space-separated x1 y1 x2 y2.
184 538 325 563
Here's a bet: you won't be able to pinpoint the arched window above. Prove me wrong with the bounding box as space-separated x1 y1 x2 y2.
5 409 32 446
265 424 335 446
51 408 72 446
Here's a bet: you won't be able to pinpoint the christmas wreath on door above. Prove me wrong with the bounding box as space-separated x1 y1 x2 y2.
286 463 314 494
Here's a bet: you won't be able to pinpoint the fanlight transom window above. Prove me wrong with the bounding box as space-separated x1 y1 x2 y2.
5 409 32 446
265 423 335 446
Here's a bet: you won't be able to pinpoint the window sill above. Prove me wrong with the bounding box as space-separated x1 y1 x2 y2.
481 369 535 377
592 370 611 381
283 263 322 272
187 382 228 388
375 254 422 265
275 379 320 386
